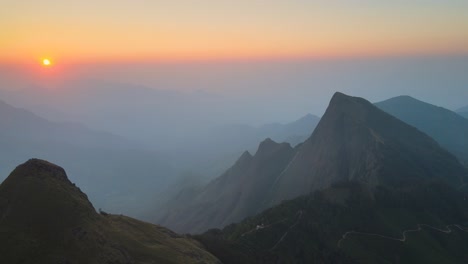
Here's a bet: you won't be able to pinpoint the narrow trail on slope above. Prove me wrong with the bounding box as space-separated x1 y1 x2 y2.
270 210 303 251
240 218 288 237
337 224 468 248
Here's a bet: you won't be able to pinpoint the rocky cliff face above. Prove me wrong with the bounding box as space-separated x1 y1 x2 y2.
157 92 468 234
270 92 466 203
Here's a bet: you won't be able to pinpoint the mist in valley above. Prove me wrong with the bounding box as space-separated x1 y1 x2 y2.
1 55 468 220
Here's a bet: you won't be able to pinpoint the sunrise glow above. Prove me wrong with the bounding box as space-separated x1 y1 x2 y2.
42 59 51 67
1 1 468 64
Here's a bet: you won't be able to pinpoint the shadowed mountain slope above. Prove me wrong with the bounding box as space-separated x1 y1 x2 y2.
158 139 297 233
457 105 468 113
0 159 219 264
157 92 468 234
376 96 468 166
459 111 468 119
271 92 466 204
196 181 468 264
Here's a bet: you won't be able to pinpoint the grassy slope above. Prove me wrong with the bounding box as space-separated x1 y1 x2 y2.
196 182 468 264
0 159 219 264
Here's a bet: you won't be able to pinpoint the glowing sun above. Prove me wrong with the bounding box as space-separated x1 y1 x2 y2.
42 58 52 67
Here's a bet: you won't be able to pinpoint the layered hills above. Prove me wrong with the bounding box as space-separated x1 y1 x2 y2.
271 92 465 202
376 96 468 166
158 139 297 233
460 111 468 119
158 92 467 233
0 159 219 264
0 99 175 217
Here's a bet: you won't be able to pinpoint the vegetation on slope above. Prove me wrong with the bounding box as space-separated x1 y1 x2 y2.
0 159 219 264
195 181 468 264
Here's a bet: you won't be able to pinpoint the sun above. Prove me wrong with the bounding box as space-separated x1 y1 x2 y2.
42 58 52 67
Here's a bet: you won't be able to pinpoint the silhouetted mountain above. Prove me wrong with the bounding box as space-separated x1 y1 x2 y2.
376 96 468 166
271 92 466 203
257 113 320 146
0 159 219 264
457 105 468 113
158 139 297 233
196 181 468 264
157 92 467 234
0 99 125 148
0 99 175 217
457 108 468 119
146 114 320 223
176 113 320 179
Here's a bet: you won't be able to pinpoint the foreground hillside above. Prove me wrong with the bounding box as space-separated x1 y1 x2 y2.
0 159 219 264
195 181 468 264
0 99 176 217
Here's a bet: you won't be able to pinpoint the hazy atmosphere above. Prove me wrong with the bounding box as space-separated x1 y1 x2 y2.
1 1 468 263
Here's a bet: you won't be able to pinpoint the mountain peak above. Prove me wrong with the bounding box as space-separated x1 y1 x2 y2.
271 93 467 203
331 91 373 106
15 158 69 182
239 150 252 159
296 113 319 122
0 160 220 263
319 92 384 128
392 95 416 100
330 91 365 104
258 137 277 148
376 95 468 166
235 150 253 166
0 159 97 223
256 138 292 157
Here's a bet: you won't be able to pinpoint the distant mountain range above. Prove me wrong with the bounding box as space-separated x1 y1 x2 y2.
0 97 320 219
157 92 467 233
376 96 468 166
181 113 320 178
457 106 468 118
0 99 176 217
457 105 468 113
0 159 219 264
211 113 320 149
190 93 468 263
457 105 468 119
3 92 468 263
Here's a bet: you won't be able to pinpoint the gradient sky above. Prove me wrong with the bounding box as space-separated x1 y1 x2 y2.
2 1 468 63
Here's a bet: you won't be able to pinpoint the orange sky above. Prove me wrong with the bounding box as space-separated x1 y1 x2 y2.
2 1 468 64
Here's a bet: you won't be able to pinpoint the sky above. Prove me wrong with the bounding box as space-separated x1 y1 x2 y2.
2 1 468 63
0 1 467 133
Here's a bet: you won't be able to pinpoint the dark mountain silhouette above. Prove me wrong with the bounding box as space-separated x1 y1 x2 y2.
457 108 468 119
158 139 297 233
256 113 320 146
457 105 468 119
0 99 125 148
157 92 467 234
457 105 468 113
196 181 468 264
376 96 468 166
175 113 320 179
0 159 219 264
271 92 466 203
149 114 320 227
0 99 175 217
